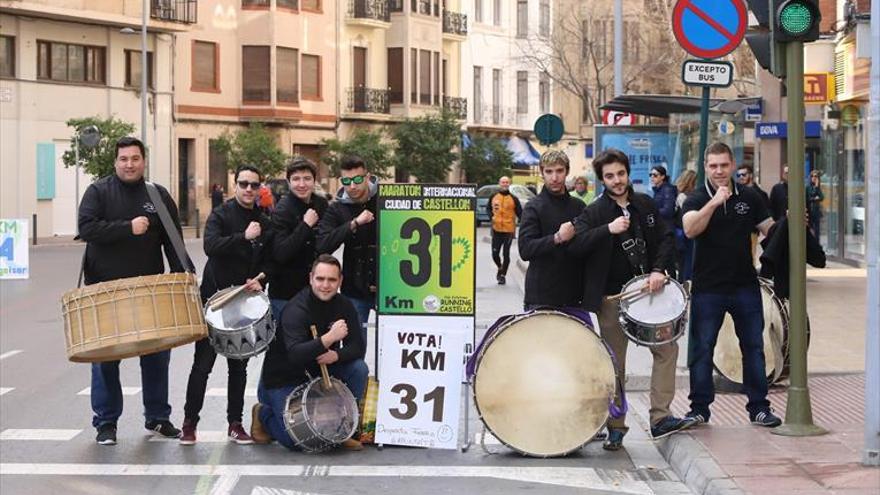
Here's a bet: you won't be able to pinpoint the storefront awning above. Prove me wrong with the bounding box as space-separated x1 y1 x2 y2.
506 136 541 166
601 94 762 118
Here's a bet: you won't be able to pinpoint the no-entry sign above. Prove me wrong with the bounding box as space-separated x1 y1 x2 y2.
672 0 747 59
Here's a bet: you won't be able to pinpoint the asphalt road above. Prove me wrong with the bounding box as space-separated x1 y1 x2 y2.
0 230 691 495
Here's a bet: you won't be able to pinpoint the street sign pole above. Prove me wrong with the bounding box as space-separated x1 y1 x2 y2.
771 40 826 437
696 86 711 183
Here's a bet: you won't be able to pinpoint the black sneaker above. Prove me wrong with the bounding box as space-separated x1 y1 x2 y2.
602 429 626 451
684 410 708 426
651 416 691 440
145 419 181 438
96 424 117 445
750 409 782 427
498 274 506 285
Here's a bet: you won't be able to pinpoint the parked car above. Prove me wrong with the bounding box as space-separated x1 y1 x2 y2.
475 184 536 227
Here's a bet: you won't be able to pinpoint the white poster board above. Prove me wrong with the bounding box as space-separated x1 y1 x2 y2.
375 315 467 449
0 219 29 279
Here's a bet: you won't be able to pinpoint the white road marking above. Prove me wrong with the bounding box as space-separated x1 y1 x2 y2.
0 388 13 396
0 350 23 360
0 464 653 493
77 387 142 396
206 387 258 397
209 474 240 495
0 429 82 441
149 430 229 443
252 488 325 495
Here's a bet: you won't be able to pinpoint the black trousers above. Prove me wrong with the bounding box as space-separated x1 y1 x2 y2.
491 231 514 276
183 338 248 424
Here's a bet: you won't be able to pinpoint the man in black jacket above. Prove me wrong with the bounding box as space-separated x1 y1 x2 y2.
568 149 692 450
518 150 584 309
269 157 329 321
252 254 368 451
78 137 185 446
316 155 377 349
180 165 271 446
769 165 789 221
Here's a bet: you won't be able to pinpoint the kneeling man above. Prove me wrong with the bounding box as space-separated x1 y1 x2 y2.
253 254 369 451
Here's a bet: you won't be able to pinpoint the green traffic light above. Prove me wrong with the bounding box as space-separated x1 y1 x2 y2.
779 2 814 35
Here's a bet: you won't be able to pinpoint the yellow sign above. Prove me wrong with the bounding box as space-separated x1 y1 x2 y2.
804 73 835 104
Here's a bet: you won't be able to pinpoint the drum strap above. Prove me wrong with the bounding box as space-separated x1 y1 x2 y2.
145 182 196 273
616 207 648 275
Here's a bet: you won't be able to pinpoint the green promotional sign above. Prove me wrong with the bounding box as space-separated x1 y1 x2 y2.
377 184 476 316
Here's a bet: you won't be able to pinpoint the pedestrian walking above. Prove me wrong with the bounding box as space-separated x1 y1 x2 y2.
570 176 594 204
769 165 789 221
649 165 677 229
211 184 224 210
807 171 824 238
487 176 522 285
674 170 697 282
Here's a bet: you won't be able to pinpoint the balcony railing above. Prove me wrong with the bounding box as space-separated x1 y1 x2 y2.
349 0 391 22
151 0 197 24
442 96 467 120
348 87 391 114
442 9 468 36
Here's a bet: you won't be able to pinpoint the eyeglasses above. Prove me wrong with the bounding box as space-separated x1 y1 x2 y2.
648 173 660 177
237 180 261 190
736 172 749 178
340 175 366 186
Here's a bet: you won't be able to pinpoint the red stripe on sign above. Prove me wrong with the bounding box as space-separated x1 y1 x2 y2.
684 0 737 42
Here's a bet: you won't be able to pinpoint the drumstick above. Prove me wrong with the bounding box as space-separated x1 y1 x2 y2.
310 325 333 390
607 284 648 302
209 272 266 311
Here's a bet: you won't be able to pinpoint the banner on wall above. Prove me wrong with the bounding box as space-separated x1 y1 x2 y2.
0 219 29 280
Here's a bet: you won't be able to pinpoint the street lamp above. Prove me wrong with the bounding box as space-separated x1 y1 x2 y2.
120 0 149 178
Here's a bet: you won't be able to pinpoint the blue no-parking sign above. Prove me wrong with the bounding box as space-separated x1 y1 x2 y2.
672 0 747 59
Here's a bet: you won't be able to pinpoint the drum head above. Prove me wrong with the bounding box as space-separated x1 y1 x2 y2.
620 276 687 326
205 289 270 331
301 378 359 444
473 311 615 457
713 282 786 384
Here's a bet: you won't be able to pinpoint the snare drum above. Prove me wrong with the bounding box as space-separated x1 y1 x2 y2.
283 377 359 453
61 273 207 363
204 287 275 359
471 310 616 457
618 275 689 346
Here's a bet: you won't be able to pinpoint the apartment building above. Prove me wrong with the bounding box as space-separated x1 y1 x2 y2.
0 0 194 237
173 0 338 224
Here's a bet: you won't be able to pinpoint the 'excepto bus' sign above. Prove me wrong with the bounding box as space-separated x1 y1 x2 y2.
681 60 733 87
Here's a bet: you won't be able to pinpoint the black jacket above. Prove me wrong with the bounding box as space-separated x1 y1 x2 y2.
201 199 273 301
651 182 678 225
567 191 674 312
269 192 329 301
316 192 377 299
260 288 364 390
78 175 185 284
770 181 788 221
518 188 586 307
759 217 826 299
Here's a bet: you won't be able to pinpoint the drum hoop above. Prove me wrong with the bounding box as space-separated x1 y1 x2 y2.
205 289 271 332
619 275 689 326
471 309 611 457
290 377 359 444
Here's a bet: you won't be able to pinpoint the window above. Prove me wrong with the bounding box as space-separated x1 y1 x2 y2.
124 50 154 89
242 45 270 102
390 0 403 12
192 41 218 91
474 0 482 23
0 36 14 78
301 54 320 99
473 66 482 121
539 0 550 37
419 49 431 105
539 72 549 114
433 52 440 105
516 71 528 114
388 47 403 103
493 0 501 26
591 19 608 63
492 68 501 124
37 41 104 84
410 48 417 103
516 0 528 38
242 0 269 6
277 0 298 9
301 0 320 10
277 47 299 103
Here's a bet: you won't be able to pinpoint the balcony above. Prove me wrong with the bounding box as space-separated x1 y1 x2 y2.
347 0 392 26
151 0 197 24
347 87 391 115
442 9 468 38
442 96 467 120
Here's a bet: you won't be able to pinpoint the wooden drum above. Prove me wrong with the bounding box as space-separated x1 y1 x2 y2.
61 273 207 362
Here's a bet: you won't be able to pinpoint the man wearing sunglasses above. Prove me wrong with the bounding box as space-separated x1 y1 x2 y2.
180 165 273 446
316 155 378 351
736 164 770 210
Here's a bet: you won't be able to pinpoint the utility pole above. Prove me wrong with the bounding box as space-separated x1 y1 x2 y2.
614 0 622 97
141 0 149 180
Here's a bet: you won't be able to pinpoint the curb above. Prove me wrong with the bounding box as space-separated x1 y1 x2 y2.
653 427 743 495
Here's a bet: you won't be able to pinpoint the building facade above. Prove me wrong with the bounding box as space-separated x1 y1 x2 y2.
0 0 194 237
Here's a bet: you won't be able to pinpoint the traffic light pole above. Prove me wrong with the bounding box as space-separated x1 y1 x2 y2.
771 40 826 437
696 86 710 183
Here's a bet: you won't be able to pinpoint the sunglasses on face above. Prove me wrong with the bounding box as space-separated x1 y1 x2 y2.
237 180 261 190
340 175 366 186
736 172 749 178
649 173 660 177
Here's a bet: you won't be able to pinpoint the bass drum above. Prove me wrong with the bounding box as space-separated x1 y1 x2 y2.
471 310 616 458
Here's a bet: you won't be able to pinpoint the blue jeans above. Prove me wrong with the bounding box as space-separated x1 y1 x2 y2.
349 296 374 353
258 358 369 451
91 349 172 428
688 285 771 419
